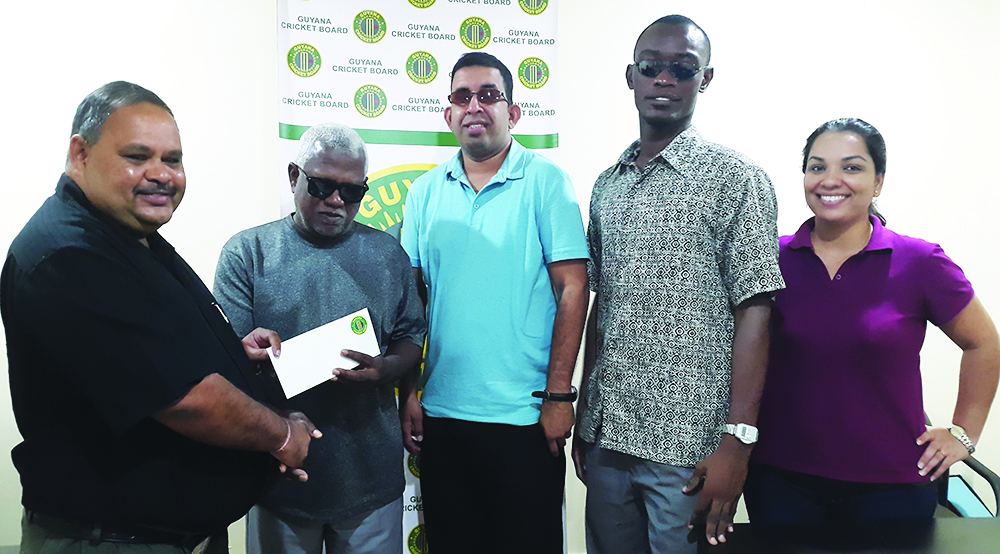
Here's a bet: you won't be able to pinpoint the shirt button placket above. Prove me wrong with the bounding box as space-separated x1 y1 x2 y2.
470 197 481 228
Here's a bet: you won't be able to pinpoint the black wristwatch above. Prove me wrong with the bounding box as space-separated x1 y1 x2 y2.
532 386 578 402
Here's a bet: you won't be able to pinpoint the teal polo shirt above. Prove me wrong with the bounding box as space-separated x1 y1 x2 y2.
401 140 589 425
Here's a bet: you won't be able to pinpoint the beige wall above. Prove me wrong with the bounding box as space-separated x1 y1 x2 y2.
0 1 997 552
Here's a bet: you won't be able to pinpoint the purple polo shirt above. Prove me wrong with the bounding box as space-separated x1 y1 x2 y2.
753 216 974 483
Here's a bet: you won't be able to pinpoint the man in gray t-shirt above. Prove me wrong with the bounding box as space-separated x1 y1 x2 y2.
214 123 426 554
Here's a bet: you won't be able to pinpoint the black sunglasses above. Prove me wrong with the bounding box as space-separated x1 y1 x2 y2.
633 60 705 81
447 88 508 106
293 164 369 203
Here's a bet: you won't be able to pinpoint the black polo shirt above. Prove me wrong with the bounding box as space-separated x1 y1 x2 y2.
1 175 282 533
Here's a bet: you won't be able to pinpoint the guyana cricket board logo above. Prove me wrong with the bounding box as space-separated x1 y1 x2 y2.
407 452 420 478
350 316 368 335
459 17 491 50
355 164 435 233
407 525 427 554
408 0 436 7
518 57 549 90
354 85 387 118
354 10 387 43
406 52 438 85
287 44 321 78
519 0 548 15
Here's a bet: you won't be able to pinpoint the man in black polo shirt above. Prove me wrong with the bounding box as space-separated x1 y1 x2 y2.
1 81 320 553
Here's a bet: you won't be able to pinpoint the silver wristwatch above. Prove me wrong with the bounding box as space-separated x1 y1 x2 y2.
949 425 975 455
722 423 758 445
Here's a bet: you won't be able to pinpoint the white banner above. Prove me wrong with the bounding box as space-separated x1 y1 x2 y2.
277 1 558 552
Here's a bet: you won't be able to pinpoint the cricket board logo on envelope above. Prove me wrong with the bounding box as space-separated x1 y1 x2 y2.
267 308 380 398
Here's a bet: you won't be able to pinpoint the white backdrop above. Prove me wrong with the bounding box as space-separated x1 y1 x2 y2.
276 0 560 229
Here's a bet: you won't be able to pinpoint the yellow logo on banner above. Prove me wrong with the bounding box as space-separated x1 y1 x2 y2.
356 164 435 231
354 85 388 118
519 0 548 15
459 17 491 50
406 452 420 478
518 57 549 89
406 52 439 85
354 10 387 43
407 525 428 554
287 44 321 78
408 0 436 7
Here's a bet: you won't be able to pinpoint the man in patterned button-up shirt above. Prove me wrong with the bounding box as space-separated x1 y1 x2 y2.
572 15 785 553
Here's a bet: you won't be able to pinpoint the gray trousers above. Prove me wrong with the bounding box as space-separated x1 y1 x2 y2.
585 444 699 554
246 498 403 554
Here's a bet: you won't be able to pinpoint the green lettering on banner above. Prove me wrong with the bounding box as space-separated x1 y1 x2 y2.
278 123 558 149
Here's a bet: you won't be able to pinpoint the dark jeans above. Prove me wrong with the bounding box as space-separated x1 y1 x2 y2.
420 415 565 554
744 463 939 525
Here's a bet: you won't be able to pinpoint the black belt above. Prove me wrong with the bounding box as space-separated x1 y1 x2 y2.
26 510 212 547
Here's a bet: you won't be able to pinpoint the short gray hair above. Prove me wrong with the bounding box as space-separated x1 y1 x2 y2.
295 123 368 173
72 81 172 146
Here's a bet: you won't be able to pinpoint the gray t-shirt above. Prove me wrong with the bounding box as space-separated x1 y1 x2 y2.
214 216 426 522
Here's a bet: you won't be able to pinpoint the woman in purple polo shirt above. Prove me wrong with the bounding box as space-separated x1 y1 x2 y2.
745 118 1000 523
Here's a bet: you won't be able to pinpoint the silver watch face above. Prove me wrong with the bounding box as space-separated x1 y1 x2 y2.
949 426 975 454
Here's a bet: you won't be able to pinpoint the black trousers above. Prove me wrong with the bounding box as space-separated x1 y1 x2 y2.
420 415 565 554
744 463 938 524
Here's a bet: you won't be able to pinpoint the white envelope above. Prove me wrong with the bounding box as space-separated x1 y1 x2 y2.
267 307 380 398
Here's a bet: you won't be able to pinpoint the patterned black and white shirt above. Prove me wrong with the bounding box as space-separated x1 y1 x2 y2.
580 126 785 467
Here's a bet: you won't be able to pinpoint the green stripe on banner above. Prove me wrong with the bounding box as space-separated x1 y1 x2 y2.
279 123 558 149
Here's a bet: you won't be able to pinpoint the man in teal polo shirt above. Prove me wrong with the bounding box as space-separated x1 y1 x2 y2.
399 52 589 554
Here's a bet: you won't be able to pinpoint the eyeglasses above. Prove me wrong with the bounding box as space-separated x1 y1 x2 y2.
293 164 369 203
633 60 705 81
447 88 508 106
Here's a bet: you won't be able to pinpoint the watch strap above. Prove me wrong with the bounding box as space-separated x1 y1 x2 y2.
949 426 975 455
532 386 578 402
721 422 759 445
